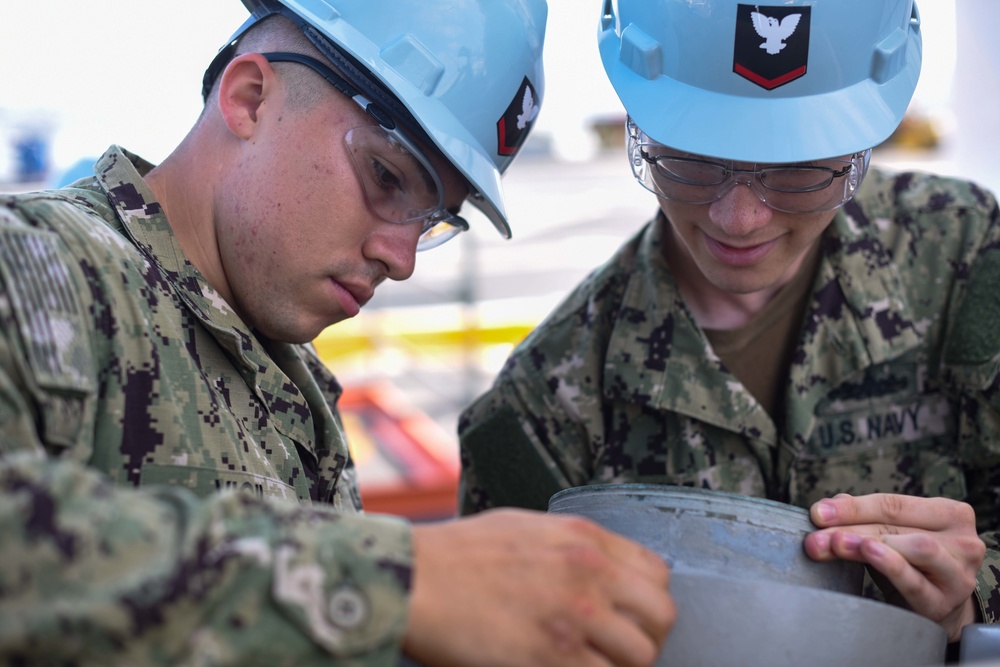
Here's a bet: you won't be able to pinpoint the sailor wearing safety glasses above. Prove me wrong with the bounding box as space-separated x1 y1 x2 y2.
460 0 1000 650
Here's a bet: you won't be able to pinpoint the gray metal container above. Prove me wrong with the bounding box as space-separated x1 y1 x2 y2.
548 484 947 667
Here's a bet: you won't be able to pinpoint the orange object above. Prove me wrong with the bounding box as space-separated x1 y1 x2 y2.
339 380 460 521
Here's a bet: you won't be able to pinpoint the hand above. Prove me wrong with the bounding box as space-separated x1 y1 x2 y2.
403 508 675 667
804 493 985 642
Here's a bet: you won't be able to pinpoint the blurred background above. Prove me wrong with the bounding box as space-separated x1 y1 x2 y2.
2 0 997 519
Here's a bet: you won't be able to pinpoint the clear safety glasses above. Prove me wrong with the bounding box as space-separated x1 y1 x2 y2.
627 118 870 214
264 52 469 250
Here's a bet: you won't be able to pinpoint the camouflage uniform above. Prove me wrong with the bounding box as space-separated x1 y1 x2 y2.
0 146 413 666
459 168 1000 624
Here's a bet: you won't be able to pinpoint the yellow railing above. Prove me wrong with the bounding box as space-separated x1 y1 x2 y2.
312 307 538 363
314 323 535 360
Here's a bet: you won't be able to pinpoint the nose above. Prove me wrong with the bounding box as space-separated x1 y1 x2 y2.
708 180 773 237
363 220 420 281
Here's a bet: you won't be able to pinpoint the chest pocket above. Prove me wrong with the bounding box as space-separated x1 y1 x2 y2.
0 228 95 451
789 363 964 507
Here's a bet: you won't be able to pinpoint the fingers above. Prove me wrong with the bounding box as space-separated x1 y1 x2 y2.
868 533 976 602
803 493 986 642
546 516 675 665
805 493 983 573
562 514 671 585
820 530 982 640
809 529 983 591
810 492 974 532
603 545 675 659
580 604 667 667
405 509 675 667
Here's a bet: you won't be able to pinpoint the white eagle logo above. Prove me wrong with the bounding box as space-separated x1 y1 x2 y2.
750 11 802 55
516 86 539 130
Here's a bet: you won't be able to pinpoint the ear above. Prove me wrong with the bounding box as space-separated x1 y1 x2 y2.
216 53 280 140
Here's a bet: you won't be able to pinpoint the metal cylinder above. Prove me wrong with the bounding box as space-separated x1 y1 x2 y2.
548 484 947 667
549 484 863 594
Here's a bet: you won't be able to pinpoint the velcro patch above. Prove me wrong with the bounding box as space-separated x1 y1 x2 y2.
462 406 563 511
944 250 1000 366
0 229 94 393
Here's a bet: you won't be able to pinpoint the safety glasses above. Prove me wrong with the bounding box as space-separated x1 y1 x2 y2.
627 118 869 214
264 52 469 250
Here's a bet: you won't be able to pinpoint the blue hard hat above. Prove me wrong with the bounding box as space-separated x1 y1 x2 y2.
210 0 547 239
599 0 922 162
51 157 96 188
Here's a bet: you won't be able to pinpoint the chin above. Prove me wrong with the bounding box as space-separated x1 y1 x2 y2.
252 304 350 344
289 323 330 345
252 319 321 346
298 316 351 345
708 269 782 296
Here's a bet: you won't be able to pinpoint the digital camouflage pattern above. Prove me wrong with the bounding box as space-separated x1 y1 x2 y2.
0 146 413 665
459 168 1000 624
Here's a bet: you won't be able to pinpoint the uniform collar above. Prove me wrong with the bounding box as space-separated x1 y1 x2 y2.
603 203 922 441
95 147 240 321
94 146 269 365
603 214 775 440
